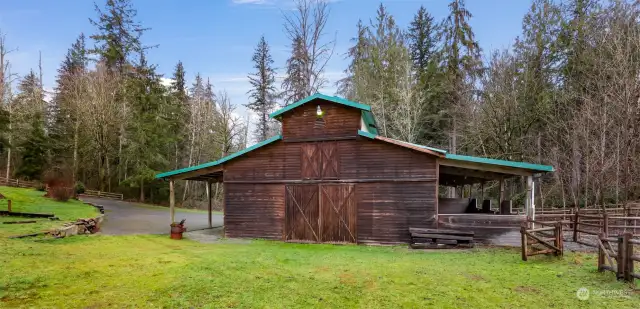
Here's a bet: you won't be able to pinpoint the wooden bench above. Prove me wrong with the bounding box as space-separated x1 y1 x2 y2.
409 227 475 249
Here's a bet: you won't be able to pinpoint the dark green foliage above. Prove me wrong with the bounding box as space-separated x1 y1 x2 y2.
89 0 147 72
74 181 86 194
122 52 178 201
0 107 8 153
406 6 447 146
246 36 277 141
16 114 48 181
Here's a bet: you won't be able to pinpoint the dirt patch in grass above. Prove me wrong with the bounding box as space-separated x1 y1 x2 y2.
514 286 541 293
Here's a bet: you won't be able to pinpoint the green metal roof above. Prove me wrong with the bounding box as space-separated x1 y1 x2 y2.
357 130 553 172
269 93 371 119
361 111 379 135
444 153 554 172
155 134 282 179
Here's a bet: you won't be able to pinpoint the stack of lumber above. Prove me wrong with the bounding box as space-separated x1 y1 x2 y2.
409 227 475 249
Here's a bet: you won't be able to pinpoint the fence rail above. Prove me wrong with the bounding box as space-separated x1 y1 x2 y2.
597 232 637 284
0 177 35 188
1 177 123 201
80 190 123 200
521 220 564 261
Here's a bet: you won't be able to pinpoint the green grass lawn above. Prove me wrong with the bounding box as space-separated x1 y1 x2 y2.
0 186 638 308
0 236 638 308
0 186 99 237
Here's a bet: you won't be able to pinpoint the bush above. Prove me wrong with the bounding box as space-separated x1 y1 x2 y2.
35 181 46 192
50 186 74 202
74 182 86 195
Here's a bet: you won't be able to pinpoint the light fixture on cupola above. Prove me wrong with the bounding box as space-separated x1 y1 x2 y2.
316 105 324 118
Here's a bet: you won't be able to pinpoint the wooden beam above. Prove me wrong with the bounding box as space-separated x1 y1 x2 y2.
167 166 224 181
207 180 212 228
169 180 175 224
499 177 505 206
223 178 437 184
439 165 513 181
440 158 535 177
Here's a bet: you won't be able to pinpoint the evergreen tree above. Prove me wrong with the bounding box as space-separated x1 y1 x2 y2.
15 113 47 180
0 107 8 153
89 0 147 72
246 36 277 141
282 36 308 105
406 5 446 145
50 34 88 173
336 20 369 100
441 0 481 153
407 6 439 74
124 52 176 201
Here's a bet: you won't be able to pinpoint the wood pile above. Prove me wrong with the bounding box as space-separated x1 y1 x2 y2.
409 227 475 249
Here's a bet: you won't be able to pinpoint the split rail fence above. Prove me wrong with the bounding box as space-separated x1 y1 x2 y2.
520 220 563 261
1 177 123 200
0 177 35 188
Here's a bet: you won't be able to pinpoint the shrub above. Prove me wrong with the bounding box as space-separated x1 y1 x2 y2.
35 181 46 192
50 186 74 202
74 182 86 195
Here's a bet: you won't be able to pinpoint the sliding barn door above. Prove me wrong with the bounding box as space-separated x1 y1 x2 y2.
284 184 357 243
320 184 357 243
285 185 320 242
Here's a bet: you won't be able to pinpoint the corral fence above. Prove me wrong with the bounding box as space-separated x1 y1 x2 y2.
1 177 123 201
0 177 35 188
597 232 639 284
79 189 123 200
520 219 564 261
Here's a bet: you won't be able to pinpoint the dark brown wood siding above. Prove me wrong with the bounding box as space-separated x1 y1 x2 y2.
357 182 437 244
281 100 361 141
339 138 437 180
224 183 284 239
223 141 301 181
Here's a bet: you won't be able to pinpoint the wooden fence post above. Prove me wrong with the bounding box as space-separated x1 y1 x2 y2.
598 233 605 272
555 222 563 256
624 232 634 283
603 213 609 237
618 233 627 280
573 209 580 242
521 224 528 261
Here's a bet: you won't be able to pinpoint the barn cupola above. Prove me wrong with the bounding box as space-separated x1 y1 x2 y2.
269 93 376 142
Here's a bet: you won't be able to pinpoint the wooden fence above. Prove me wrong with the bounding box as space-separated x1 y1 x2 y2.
1 177 123 201
80 190 123 200
0 177 35 188
521 220 564 261
597 232 639 284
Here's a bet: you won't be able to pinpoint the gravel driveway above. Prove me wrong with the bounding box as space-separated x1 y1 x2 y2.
80 197 223 235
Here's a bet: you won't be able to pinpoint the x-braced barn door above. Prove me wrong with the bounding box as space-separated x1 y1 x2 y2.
301 142 339 180
285 185 320 242
320 184 357 243
285 184 357 243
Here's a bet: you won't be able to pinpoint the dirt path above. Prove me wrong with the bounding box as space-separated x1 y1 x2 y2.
80 197 223 235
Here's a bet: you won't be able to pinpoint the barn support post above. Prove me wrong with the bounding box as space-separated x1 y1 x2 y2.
525 176 534 227
207 180 212 228
169 179 175 224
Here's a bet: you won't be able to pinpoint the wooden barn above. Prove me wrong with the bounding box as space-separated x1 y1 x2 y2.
156 94 554 245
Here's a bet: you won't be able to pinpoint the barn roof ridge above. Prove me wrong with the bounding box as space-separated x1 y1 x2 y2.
269 93 372 119
155 134 283 179
357 130 554 173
